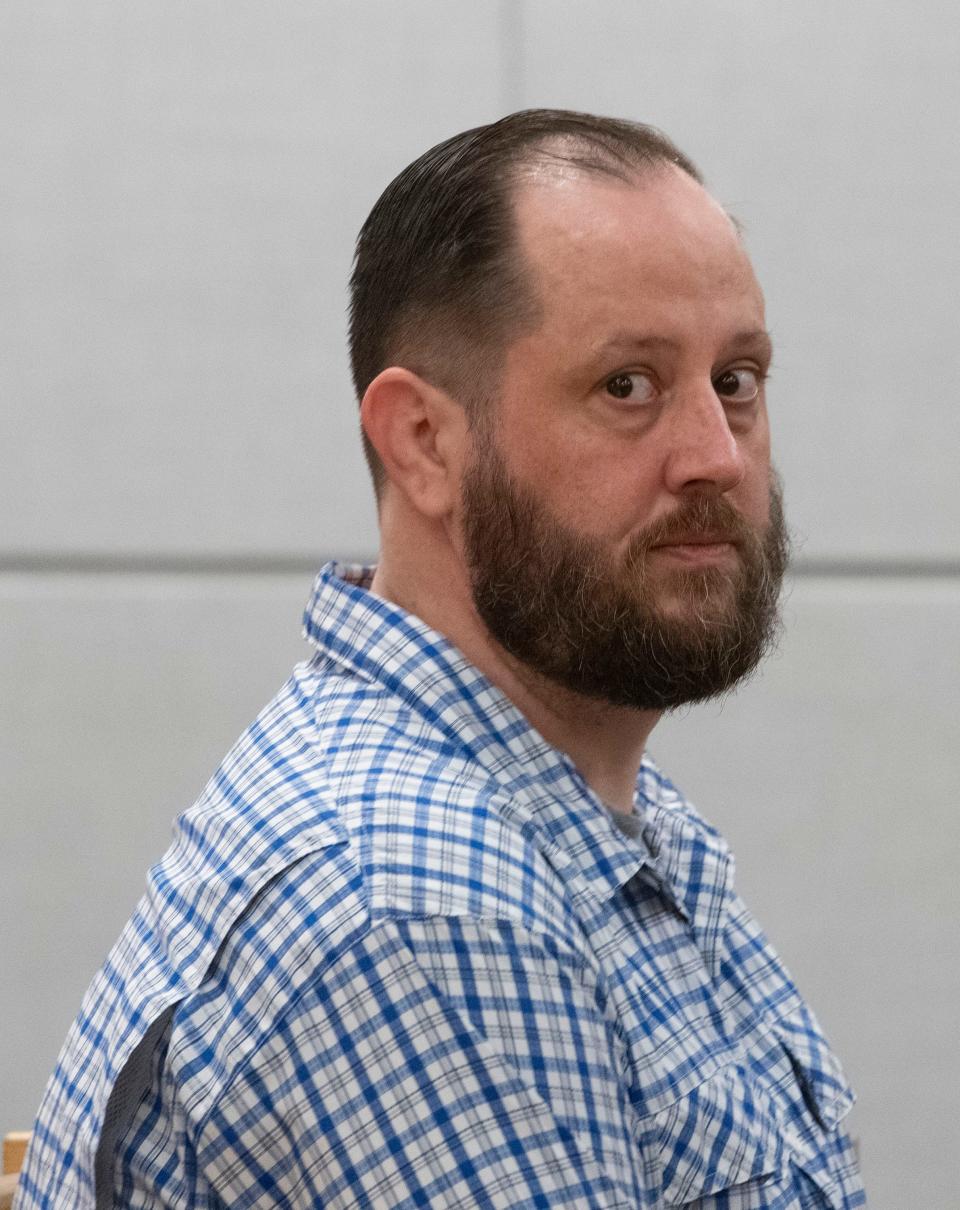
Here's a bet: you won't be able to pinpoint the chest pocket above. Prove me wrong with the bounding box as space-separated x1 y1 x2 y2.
650 1016 857 1208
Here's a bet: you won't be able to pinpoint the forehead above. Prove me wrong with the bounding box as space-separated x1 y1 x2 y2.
511 165 764 332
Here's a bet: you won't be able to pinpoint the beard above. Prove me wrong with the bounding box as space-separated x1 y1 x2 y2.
462 433 789 712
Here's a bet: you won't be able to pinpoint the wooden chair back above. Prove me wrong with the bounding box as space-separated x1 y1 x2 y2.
0 1131 29 1210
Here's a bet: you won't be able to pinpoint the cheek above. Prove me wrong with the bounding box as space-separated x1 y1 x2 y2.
738 444 775 527
530 442 664 535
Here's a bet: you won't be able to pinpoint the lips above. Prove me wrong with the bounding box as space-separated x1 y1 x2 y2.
649 532 738 549
645 533 742 568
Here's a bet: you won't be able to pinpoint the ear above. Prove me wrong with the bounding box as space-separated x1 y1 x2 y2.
360 367 468 519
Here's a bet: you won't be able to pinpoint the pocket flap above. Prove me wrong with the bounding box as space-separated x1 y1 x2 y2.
655 1062 783 1204
772 1012 856 1133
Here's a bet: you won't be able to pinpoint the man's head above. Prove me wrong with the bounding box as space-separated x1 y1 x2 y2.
354 110 788 711
349 109 701 495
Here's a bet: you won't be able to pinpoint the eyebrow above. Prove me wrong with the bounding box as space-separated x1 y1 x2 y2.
591 329 774 362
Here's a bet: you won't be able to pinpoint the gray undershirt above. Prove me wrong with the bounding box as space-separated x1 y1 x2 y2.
607 807 644 840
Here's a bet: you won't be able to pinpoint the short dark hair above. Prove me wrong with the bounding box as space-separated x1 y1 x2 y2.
348 108 701 495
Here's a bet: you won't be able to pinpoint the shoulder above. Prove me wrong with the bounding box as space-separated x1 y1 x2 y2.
309 672 582 940
131 652 581 1012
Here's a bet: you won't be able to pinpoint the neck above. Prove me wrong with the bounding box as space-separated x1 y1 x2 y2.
491 648 660 811
371 546 660 814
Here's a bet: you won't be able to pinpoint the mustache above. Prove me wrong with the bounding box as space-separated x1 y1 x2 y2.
633 493 762 554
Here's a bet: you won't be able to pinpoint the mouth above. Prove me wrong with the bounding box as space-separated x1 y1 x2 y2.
648 535 740 564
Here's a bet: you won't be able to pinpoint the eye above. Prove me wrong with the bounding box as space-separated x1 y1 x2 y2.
713 367 762 403
604 371 657 404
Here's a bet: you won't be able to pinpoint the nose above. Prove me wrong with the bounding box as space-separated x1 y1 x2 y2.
661 382 746 496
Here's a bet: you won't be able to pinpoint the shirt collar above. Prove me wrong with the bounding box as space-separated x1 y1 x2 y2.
635 761 736 948
303 562 719 920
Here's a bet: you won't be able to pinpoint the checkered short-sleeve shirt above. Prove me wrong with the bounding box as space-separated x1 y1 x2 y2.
18 563 865 1208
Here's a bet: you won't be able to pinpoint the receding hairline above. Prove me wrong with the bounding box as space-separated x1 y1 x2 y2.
495 153 747 326
510 130 698 184
507 148 742 246
392 150 707 369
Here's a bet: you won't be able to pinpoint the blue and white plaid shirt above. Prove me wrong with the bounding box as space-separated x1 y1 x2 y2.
19 563 865 1208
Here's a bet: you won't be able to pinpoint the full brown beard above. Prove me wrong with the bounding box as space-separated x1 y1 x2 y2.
462 431 789 711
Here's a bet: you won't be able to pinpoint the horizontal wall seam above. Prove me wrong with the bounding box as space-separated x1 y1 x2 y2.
1 553 960 579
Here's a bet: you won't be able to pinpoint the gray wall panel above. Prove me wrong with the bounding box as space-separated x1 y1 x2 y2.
2 1 504 559
7 2 958 565
518 0 960 563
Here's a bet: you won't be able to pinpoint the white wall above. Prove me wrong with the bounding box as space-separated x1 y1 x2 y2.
3 3 958 1205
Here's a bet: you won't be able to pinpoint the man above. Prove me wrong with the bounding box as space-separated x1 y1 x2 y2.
19 110 865 1207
